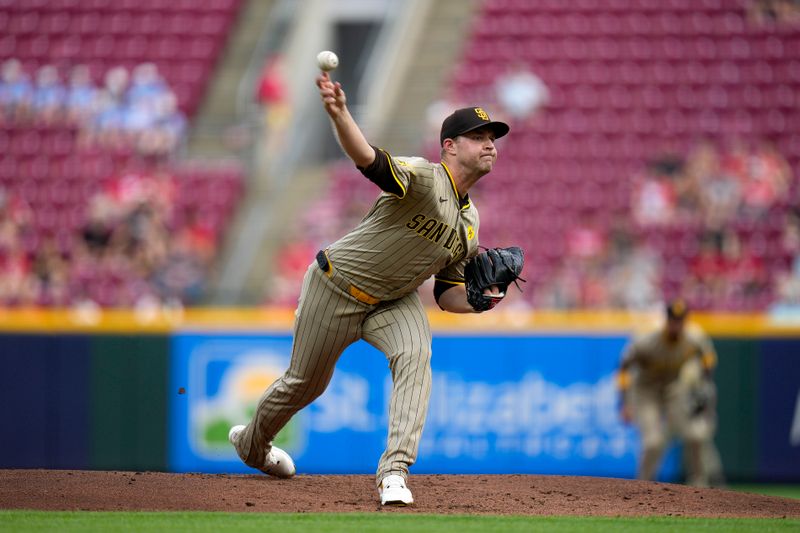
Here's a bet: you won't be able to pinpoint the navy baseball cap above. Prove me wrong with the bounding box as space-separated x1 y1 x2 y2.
440 107 510 146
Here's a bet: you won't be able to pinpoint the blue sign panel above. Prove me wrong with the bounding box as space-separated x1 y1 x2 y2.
169 333 679 480
758 340 800 480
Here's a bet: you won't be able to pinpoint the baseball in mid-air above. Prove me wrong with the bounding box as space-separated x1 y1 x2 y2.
316 50 339 71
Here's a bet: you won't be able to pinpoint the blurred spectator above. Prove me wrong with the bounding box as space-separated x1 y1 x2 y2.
123 64 173 154
123 96 157 138
0 187 33 235
122 201 169 274
748 0 800 25
0 58 33 122
772 211 800 317
719 138 749 183
689 140 742 231
266 237 315 306
92 171 173 280
494 61 549 123
127 63 169 108
580 261 612 308
257 55 288 121
31 238 69 306
682 232 724 309
256 54 291 160
104 169 150 211
739 140 791 220
537 258 610 309
770 273 800 318
149 169 178 218
0 188 35 305
607 232 664 311
782 209 800 259
103 168 175 218
83 66 130 148
175 207 217 266
566 211 607 260
537 261 582 308
138 92 187 157
718 229 768 307
80 196 116 258
65 64 97 125
152 236 208 305
31 65 66 124
0 237 37 305
631 156 680 227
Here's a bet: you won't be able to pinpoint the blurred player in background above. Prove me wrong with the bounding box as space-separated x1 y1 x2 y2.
618 299 724 486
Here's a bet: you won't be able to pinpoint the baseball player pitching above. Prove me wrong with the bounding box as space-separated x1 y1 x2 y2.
227 67 524 506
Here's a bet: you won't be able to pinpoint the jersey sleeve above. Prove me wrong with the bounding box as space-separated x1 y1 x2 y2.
620 336 642 370
693 329 718 372
435 256 469 284
358 146 415 199
433 256 469 303
617 337 642 391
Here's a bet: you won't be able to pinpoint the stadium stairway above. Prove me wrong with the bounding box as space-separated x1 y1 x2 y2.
372 0 480 154
186 0 276 160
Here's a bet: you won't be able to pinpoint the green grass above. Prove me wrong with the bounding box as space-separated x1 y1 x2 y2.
730 485 800 500
0 511 798 533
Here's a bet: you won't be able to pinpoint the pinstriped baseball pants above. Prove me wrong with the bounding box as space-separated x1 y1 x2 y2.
233 262 433 485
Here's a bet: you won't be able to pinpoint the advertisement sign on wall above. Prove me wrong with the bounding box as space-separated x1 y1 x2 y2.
169 333 679 480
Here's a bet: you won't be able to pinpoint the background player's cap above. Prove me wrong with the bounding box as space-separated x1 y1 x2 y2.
666 299 689 320
440 107 510 146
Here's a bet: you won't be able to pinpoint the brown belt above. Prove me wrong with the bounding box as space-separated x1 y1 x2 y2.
316 250 380 305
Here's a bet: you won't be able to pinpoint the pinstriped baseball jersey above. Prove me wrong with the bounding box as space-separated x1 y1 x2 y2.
327 152 479 301
232 151 484 489
619 321 721 485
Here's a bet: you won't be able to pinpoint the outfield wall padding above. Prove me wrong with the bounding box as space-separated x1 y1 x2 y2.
0 319 797 481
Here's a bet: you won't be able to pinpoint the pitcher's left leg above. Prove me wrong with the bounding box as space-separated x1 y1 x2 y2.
362 291 432 487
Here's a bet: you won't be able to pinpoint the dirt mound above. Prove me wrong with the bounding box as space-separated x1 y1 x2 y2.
2 470 799 518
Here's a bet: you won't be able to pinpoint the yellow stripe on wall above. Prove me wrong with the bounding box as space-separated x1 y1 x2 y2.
0 307 799 336
0 308 295 334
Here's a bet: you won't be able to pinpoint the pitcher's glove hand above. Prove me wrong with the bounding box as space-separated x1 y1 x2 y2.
464 246 525 312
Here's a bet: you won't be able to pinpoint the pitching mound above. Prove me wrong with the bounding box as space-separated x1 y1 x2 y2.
2 470 799 518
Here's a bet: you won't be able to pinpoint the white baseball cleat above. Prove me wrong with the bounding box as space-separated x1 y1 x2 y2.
227 424 246 446
228 425 296 479
379 474 414 506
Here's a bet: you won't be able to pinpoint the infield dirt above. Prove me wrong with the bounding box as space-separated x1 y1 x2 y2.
2 470 799 518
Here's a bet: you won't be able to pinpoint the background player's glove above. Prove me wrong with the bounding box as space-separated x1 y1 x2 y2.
464 246 525 312
688 379 715 417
